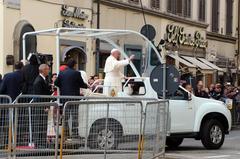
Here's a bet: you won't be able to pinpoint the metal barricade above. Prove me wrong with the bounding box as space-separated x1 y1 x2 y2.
9 102 58 159
14 95 168 159
0 95 12 159
232 100 240 127
141 101 169 159
60 100 144 159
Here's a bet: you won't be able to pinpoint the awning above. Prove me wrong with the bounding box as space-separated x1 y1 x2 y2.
197 58 224 72
168 54 196 68
181 56 213 70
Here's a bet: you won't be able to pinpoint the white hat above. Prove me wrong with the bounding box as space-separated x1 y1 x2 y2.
111 48 119 54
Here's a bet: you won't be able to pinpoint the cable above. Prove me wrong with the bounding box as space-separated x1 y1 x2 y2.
139 0 149 38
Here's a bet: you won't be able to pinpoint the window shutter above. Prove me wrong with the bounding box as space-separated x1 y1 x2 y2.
199 0 206 21
212 0 219 32
151 0 160 9
226 0 233 35
176 0 183 15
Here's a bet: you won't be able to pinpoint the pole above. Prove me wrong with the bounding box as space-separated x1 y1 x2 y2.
237 0 240 86
95 0 100 74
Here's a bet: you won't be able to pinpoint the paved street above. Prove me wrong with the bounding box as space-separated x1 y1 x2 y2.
1 129 239 159
165 129 240 159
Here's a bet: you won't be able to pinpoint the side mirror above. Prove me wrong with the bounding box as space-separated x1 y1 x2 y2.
184 92 192 101
187 92 192 101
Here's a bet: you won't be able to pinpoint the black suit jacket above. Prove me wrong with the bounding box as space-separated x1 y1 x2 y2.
55 68 88 96
33 75 52 95
0 70 24 100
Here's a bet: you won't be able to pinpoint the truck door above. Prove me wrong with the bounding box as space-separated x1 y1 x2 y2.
169 88 195 133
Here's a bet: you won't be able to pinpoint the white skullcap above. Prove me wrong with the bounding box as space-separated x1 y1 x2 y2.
111 48 119 54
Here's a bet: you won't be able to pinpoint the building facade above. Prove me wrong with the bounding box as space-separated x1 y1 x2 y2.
0 0 95 75
0 0 239 87
93 0 239 86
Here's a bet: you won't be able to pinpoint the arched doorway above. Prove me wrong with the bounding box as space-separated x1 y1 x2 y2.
13 20 37 62
61 46 87 70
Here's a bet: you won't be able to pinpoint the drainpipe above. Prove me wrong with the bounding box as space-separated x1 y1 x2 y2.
237 0 240 86
95 0 100 74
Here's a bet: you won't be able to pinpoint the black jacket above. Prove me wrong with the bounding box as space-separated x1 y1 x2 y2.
33 75 52 95
55 68 88 96
22 64 39 94
0 70 24 100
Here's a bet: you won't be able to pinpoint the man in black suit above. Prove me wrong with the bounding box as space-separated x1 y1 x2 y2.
32 64 51 148
0 62 24 100
0 62 24 147
55 59 88 138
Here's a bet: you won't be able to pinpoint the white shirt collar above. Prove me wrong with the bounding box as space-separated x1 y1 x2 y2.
39 73 46 81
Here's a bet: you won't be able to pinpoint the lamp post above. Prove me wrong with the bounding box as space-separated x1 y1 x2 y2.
95 0 100 74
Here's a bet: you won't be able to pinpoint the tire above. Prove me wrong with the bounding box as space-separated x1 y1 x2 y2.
88 121 121 149
201 119 225 150
166 137 183 149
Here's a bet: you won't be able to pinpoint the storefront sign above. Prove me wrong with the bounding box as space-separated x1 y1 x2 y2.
166 24 208 49
61 5 88 20
62 19 85 28
60 5 88 28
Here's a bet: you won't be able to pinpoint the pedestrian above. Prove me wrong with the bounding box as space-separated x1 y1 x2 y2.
0 73 2 87
183 83 193 93
103 48 134 96
208 83 215 98
54 58 88 139
51 73 58 96
22 54 40 94
212 83 224 101
0 62 24 148
0 61 24 100
194 80 209 98
32 64 52 148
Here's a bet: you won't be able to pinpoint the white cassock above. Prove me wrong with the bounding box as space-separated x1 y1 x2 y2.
103 55 129 96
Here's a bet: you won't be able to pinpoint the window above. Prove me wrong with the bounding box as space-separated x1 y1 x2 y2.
151 0 160 9
199 0 206 22
5 0 20 9
212 0 219 33
167 0 191 18
226 0 233 35
128 0 139 4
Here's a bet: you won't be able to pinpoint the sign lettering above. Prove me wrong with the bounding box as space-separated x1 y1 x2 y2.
166 24 208 48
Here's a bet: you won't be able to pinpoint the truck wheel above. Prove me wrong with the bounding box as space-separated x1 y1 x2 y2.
166 137 183 149
88 122 121 149
201 119 225 149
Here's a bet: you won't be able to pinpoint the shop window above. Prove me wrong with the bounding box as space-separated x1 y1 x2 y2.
226 0 233 35
199 0 206 22
167 0 191 18
151 0 160 9
212 0 219 33
124 45 142 77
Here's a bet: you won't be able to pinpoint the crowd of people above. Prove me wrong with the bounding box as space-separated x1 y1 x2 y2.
182 80 240 102
0 55 89 148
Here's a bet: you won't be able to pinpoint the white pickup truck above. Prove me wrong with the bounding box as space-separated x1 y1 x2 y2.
79 76 231 150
